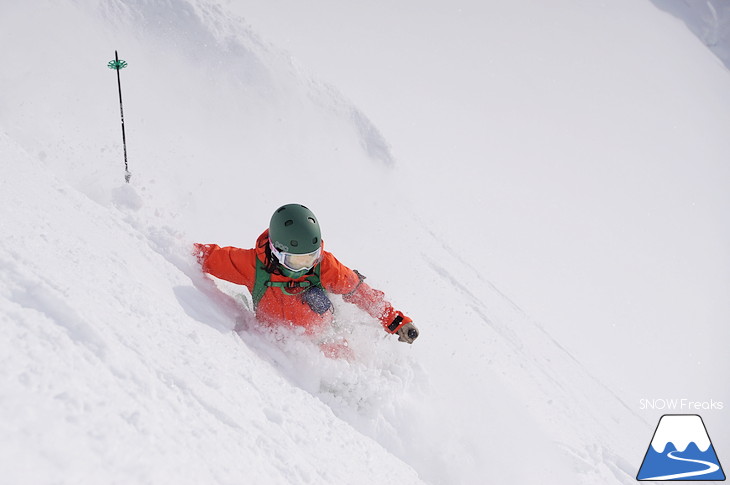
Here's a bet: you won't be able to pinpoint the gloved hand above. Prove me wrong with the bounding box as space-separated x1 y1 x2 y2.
397 322 419 344
193 243 214 264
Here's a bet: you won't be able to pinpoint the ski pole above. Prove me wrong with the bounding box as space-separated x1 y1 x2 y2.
107 51 131 183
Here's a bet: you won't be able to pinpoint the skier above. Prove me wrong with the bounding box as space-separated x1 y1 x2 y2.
194 204 419 351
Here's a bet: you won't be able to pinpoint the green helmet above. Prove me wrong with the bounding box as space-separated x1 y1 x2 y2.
269 204 321 254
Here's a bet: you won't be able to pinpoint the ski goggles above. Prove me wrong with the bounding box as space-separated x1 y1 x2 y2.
270 242 322 272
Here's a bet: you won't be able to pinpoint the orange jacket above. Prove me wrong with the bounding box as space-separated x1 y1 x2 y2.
198 230 411 335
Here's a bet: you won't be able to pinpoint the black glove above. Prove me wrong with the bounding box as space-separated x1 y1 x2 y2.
396 322 419 344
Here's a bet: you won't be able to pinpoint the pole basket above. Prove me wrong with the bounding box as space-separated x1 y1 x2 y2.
108 59 128 70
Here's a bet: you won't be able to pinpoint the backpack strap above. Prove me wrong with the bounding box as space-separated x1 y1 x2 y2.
252 257 270 310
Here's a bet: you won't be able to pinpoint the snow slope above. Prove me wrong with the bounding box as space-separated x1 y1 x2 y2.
651 0 730 69
0 131 421 484
1 0 728 484
235 0 730 404
237 0 730 448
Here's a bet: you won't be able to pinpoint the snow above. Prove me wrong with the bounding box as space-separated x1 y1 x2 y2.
1 0 728 484
651 0 730 70
0 132 420 484
650 415 712 453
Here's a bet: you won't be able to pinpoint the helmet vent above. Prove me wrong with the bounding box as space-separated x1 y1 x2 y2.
284 219 294 227
307 217 316 224
313 237 319 244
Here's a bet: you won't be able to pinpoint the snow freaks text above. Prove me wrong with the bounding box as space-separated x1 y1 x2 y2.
639 399 724 411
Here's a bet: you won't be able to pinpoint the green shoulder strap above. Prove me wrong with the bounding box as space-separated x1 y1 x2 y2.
252 257 271 310
252 259 323 310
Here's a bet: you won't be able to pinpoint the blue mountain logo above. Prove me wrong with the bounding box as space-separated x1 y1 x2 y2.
637 414 725 481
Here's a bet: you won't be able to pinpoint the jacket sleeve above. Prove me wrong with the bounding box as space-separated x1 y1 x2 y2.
198 244 256 290
320 252 412 333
